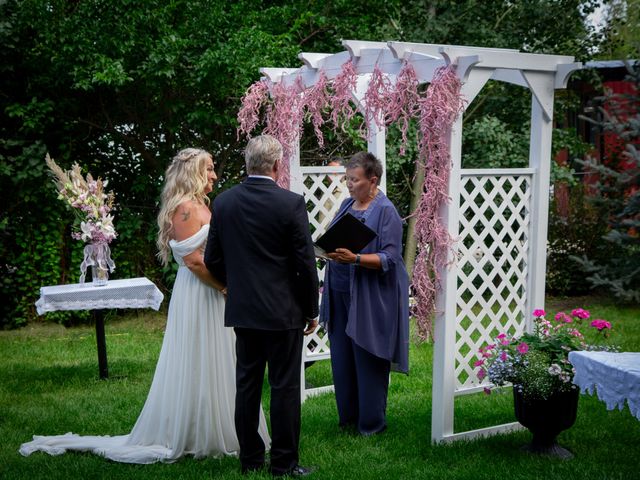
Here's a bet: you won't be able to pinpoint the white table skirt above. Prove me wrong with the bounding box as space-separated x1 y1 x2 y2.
35 277 164 315
569 351 640 421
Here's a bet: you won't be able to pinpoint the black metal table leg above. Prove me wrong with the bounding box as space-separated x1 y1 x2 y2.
93 310 109 379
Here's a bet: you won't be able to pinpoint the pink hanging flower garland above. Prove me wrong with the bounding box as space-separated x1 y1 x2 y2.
412 65 464 340
385 61 420 155
302 70 330 149
237 80 270 139
329 60 358 133
236 62 463 340
263 76 306 189
362 63 392 137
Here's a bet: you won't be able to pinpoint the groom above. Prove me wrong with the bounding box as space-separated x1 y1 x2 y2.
204 134 319 477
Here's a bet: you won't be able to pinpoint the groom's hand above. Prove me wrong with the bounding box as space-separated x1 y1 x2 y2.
304 317 318 335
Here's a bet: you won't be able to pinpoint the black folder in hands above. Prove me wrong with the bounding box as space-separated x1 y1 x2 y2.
314 213 377 258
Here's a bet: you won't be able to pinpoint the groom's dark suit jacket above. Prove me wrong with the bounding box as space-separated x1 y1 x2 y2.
204 177 319 329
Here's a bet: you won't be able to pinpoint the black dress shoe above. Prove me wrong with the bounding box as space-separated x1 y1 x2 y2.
272 464 316 477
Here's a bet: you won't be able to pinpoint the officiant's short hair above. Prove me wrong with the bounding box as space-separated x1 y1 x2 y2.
245 135 282 175
346 151 383 185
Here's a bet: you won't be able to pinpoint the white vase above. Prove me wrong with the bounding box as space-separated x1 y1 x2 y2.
80 242 115 286
91 262 109 286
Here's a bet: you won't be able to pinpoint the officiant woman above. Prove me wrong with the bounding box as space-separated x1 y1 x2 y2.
320 151 409 436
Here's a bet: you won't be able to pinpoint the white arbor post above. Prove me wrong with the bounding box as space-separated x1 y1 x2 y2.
431 113 463 441
367 120 387 192
526 82 555 322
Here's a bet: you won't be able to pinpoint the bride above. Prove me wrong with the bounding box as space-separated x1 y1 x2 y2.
20 148 270 463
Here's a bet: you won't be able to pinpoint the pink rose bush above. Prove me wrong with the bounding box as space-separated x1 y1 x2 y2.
476 308 617 400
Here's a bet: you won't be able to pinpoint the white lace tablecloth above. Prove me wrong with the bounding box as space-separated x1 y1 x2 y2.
35 277 164 315
569 351 640 421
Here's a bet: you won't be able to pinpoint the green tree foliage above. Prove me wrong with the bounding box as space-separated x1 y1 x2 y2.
0 0 398 327
0 0 606 326
597 0 640 60
462 115 530 169
573 60 640 302
547 184 610 296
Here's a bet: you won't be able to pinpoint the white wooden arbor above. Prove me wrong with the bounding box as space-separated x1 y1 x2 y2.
258 41 581 442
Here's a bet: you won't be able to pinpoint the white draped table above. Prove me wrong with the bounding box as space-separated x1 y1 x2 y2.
35 278 164 379
569 351 640 421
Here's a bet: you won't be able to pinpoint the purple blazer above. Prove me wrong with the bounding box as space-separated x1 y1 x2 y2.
319 192 410 373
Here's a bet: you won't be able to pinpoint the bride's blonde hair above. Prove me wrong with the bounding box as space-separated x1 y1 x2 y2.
156 148 212 266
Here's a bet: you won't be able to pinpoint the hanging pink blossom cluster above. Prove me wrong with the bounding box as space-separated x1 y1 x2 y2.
412 65 464 340
237 61 463 338
262 77 306 189
386 62 420 155
237 80 270 140
329 60 358 133
237 60 359 188
363 64 392 133
303 71 331 149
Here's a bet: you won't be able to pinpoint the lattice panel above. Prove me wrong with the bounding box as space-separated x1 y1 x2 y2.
303 172 350 241
455 173 532 391
302 171 350 287
303 324 331 360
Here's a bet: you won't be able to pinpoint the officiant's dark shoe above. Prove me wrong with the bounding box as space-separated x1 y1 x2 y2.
271 464 316 477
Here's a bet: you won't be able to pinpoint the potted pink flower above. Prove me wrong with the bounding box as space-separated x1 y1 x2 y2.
476 308 616 458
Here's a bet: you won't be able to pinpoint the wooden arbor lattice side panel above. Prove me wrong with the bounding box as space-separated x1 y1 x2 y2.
455 171 532 391
300 168 349 401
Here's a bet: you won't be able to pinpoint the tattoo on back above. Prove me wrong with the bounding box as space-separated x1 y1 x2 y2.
181 209 191 222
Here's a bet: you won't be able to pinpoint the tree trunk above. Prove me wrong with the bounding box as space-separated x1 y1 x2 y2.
403 160 425 278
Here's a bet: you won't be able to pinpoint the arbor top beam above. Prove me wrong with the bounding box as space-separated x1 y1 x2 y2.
261 40 581 91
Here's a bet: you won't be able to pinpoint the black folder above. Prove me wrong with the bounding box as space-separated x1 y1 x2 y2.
314 213 377 257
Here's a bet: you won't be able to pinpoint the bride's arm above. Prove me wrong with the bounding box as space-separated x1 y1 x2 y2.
173 201 226 293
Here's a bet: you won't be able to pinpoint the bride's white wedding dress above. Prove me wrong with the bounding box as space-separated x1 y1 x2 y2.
20 225 270 463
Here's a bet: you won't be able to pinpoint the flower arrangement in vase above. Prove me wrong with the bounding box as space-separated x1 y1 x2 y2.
45 154 117 285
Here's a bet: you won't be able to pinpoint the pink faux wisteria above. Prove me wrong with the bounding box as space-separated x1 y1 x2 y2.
235 60 465 339
263 77 306 189
385 61 420 155
329 60 358 132
412 65 464 340
237 80 270 140
362 63 392 136
303 70 330 149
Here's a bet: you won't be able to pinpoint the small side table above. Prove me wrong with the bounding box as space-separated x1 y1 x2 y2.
35 277 164 379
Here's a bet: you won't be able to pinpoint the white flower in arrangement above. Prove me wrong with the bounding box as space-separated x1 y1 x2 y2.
79 221 93 243
548 364 562 376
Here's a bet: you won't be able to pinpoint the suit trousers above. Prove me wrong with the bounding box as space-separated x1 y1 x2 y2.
234 327 303 474
328 288 391 435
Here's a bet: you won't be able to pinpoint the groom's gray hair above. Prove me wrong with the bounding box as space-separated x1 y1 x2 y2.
245 135 282 175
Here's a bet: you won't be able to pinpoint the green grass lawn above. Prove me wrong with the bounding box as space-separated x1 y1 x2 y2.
1 297 639 480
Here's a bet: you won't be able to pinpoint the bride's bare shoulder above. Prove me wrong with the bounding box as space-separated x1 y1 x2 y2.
172 200 206 241
173 200 199 222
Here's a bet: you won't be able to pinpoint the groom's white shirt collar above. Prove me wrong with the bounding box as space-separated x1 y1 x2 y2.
248 175 275 181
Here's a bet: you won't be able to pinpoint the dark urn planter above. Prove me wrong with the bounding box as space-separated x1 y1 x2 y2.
513 387 579 459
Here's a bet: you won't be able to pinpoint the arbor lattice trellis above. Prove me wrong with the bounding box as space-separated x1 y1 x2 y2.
243 40 581 443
